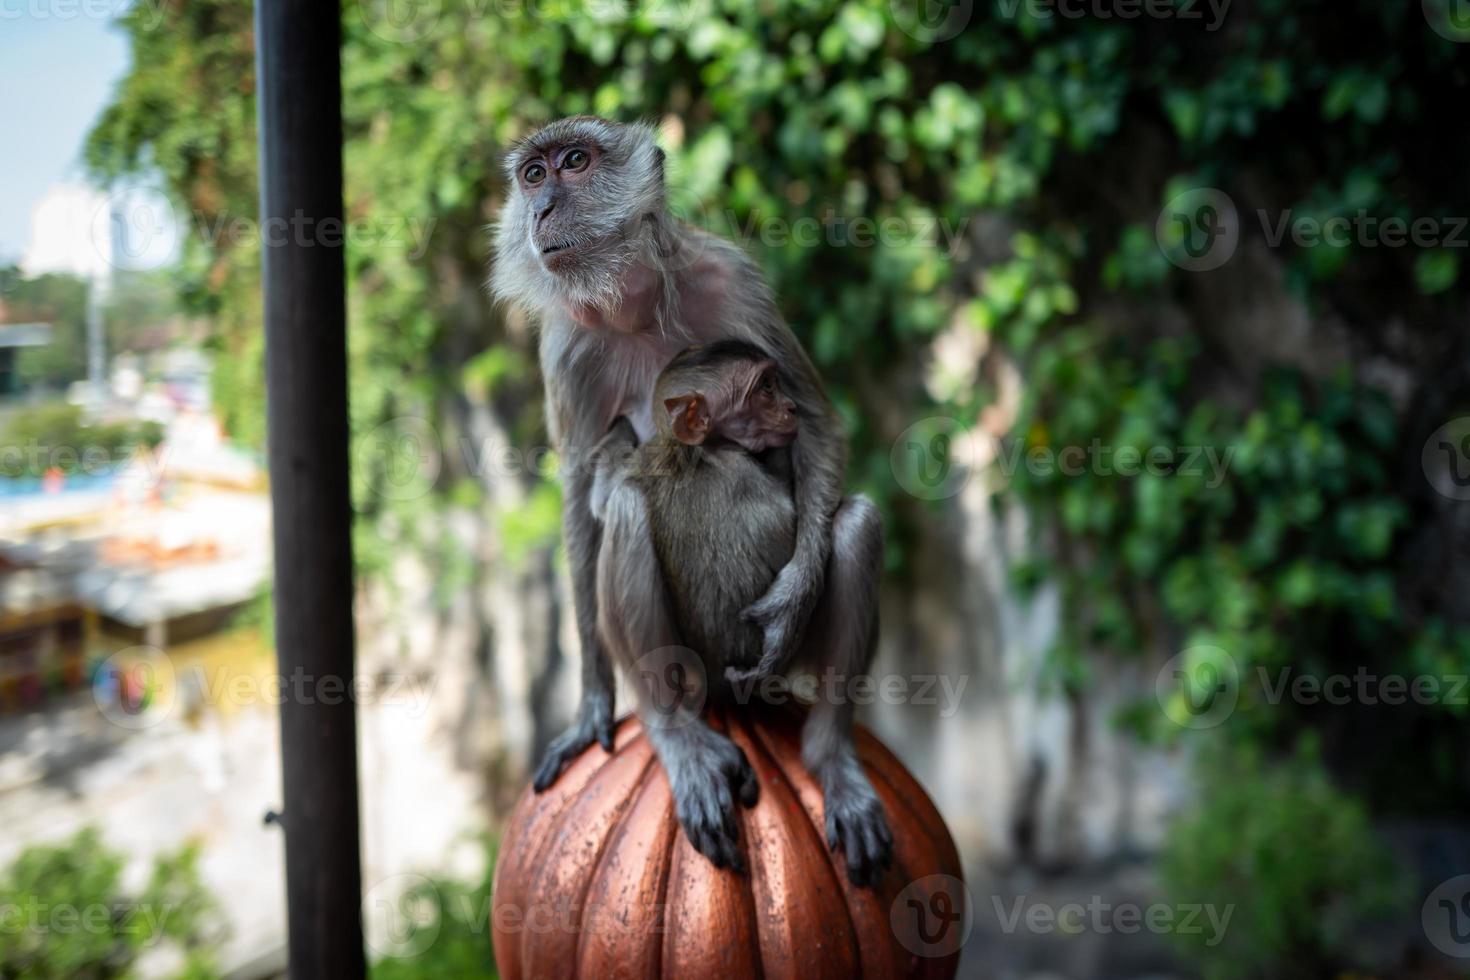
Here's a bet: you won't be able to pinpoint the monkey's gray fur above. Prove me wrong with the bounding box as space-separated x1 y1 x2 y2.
492 117 891 883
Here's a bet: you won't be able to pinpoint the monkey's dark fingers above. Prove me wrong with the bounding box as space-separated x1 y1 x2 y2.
531 718 605 792
736 757 760 808
826 793 893 889
583 691 616 753
703 821 746 874
595 719 615 753
531 744 575 792
729 746 764 811
863 811 895 872
675 788 745 872
690 826 745 873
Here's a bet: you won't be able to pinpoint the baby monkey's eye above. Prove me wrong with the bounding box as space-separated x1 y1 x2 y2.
524 162 547 185
564 149 590 171
760 373 776 393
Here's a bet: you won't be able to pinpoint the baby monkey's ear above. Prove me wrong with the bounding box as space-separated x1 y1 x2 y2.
664 394 710 445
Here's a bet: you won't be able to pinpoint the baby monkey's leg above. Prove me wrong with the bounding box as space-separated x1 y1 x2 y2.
597 479 758 872
798 494 893 887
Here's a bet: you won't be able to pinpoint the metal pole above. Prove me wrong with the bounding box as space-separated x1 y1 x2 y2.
254 2 366 977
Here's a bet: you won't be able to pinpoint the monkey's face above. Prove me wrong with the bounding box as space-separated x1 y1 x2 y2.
491 117 667 315
515 143 607 272
721 363 799 453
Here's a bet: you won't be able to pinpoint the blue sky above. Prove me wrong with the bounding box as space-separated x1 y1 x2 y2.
0 13 131 263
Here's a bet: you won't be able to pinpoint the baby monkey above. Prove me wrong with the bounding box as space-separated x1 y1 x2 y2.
591 341 893 885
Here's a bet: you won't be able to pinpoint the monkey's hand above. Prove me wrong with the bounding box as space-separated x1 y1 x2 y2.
531 692 616 792
664 727 760 872
741 560 820 670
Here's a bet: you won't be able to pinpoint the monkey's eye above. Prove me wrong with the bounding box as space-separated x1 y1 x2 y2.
563 149 590 172
523 162 547 185
760 373 776 394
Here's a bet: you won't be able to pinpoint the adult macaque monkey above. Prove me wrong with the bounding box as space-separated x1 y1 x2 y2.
492 117 886 876
589 340 892 882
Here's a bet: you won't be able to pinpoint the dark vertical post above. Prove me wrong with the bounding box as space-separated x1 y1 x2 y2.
254 2 366 977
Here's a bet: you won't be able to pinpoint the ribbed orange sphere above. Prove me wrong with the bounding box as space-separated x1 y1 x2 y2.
491 707 964 979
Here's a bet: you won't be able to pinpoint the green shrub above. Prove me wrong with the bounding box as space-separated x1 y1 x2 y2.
0 828 226 979
1160 742 1407 979
0 401 163 480
371 838 498 980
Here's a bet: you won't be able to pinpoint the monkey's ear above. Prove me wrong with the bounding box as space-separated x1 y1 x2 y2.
664 395 709 445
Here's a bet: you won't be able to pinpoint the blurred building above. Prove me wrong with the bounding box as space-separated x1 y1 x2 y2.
19 184 115 284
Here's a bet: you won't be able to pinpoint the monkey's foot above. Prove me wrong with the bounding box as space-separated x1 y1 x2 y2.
664 728 759 872
825 775 894 888
532 697 615 792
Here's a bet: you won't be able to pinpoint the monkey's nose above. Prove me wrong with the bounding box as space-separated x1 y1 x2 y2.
536 201 556 224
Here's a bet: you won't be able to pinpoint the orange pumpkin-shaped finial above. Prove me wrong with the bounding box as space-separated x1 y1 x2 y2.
491 706 966 979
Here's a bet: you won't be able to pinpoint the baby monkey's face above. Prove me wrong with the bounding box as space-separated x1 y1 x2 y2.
663 358 798 453
718 362 798 452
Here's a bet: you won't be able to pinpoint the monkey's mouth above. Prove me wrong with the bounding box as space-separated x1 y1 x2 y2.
540 239 581 257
